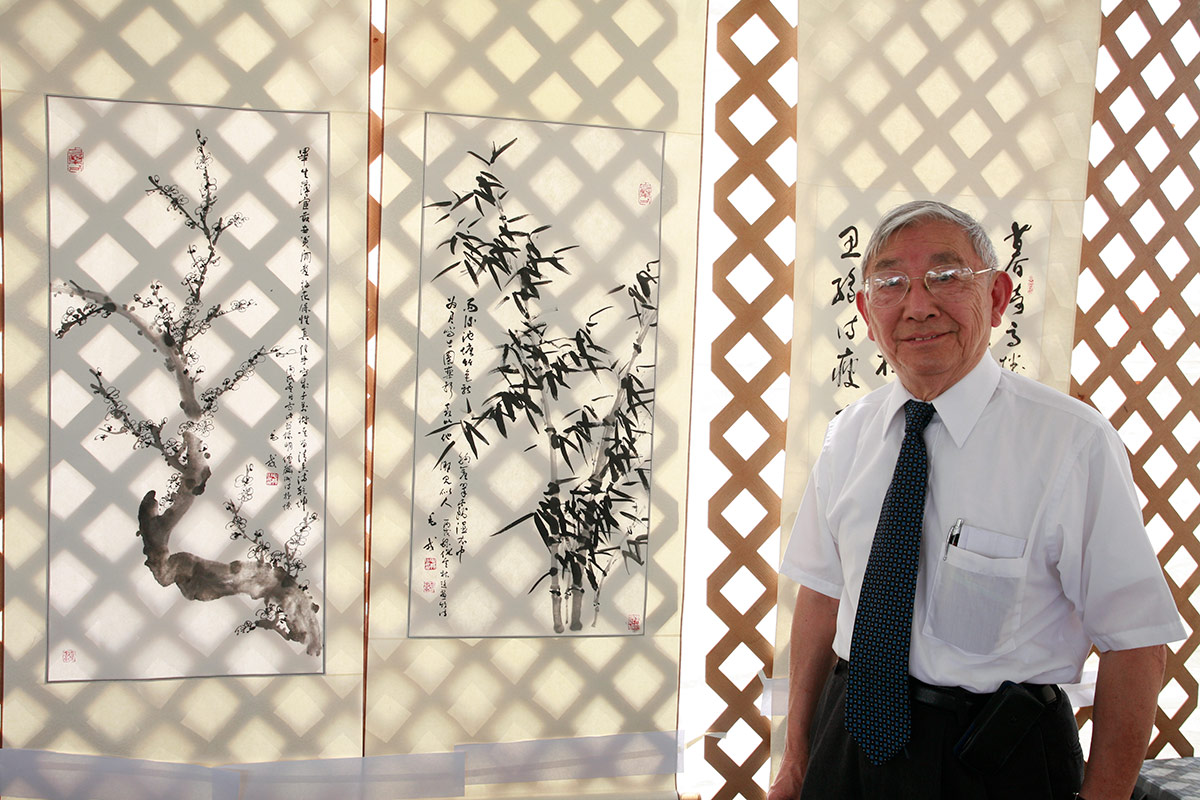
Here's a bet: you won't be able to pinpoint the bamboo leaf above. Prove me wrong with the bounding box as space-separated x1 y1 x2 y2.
433 438 456 466
431 262 462 281
493 511 535 536
493 137 518 161
527 569 554 594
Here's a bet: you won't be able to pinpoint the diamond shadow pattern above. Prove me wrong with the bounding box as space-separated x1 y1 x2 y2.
366 2 700 796
1 0 369 766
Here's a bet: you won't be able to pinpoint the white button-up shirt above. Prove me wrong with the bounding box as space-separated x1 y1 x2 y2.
781 353 1185 693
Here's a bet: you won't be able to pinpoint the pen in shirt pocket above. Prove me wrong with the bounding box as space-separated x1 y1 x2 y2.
943 518 964 561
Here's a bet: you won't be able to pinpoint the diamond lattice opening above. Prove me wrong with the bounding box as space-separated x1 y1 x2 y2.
1122 341 1155 382
1116 11 1152 58
1145 445 1180 487
1147 377 1183 419
1096 306 1130 348
1111 86 1146 133
730 14 778 65
1092 376 1127 418
723 488 768 535
1165 545 1198 586
1072 339 1100 385
1128 271 1160 312
726 333 773 384
1166 93 1198 135
1170 479 1200 520
1155 236 1188 278
1172 19 1200 64
1095 45 1119 92
720 568 767 619
1083 195 1109 240
718 642 765 694
1119 410 1153 453
1160 676 1190 716
728 174 775 225
1132 199 1166 243
730 94 778 146
1180 343 1200 384
727 255 774 304
1161 168 1193 211
1142 52 1176 99
1178 412 1200 454
1152 308 1185 348
724 411 770 463
1136 127 1171 172
1103 163 1139 207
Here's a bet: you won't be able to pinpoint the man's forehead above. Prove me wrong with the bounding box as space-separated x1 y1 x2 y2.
871 249 967 272
867 220 975 273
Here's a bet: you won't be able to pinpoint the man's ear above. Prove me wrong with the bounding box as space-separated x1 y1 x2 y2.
855 289 876 341
990 270 1014 326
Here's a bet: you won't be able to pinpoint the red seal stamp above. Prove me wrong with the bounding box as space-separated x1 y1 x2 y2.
638 182 652 206
423 581 436 593
266 472 279 486
627 613 641 632
424 557 436 571
62 649 77 663
67 147 84 174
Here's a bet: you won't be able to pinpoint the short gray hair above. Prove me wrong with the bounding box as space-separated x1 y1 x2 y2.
862 200 999 274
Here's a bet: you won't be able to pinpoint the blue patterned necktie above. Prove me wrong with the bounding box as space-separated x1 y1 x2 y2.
845 399 936 765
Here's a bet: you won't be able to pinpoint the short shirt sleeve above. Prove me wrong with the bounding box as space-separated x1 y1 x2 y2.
780 439 844 599
1056 423 1185 651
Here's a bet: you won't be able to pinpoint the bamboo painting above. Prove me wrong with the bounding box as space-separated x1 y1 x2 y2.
410 114 665 637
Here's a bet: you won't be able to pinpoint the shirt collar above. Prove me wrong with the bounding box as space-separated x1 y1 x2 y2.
883 353 1001 447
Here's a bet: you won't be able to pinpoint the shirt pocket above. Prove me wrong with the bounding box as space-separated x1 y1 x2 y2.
923 525 1028 656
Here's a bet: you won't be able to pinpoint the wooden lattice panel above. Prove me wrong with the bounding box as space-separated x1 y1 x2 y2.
707 2 797 798
1071 0 1200 758
363 1 386 752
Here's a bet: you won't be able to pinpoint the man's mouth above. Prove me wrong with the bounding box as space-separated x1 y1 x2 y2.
905 332 946 343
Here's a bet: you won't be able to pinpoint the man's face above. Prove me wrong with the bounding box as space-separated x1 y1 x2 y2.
855 219 1012 400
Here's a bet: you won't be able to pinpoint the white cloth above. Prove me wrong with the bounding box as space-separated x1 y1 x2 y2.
781 354 1185 693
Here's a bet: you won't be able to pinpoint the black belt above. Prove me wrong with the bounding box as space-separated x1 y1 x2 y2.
836 658 1061 717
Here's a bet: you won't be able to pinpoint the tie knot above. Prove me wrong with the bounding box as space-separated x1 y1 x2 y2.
904 400 935 434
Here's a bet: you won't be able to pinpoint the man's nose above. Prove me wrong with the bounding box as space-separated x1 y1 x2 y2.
902 278 939 318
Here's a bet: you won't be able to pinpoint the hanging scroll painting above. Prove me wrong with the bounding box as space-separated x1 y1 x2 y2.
409 113 665 638
813 189 1050 412
46 96 329 680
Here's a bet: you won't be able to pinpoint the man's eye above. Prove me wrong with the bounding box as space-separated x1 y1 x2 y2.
928 269 963 285
876 275 906 290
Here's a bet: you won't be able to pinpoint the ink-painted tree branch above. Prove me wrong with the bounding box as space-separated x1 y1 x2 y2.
54 129 322 656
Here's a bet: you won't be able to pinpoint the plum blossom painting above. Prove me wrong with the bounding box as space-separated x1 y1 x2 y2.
409 113 665 638
46 96 328 680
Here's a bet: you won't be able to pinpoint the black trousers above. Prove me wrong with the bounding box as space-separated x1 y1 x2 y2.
799 659 1085 800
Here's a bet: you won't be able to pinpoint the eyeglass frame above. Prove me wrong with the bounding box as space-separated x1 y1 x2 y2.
861 264 997 308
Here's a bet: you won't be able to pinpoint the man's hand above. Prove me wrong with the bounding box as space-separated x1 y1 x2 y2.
767 586 839 800
767 751 806 800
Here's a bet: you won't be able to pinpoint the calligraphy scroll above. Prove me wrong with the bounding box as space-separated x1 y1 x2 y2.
409 113 665 638
46 97 329 680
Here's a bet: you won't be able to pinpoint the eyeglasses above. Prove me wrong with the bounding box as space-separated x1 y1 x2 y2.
863 265 995 308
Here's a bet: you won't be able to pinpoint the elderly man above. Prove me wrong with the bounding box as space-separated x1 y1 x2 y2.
768 201 1183 800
